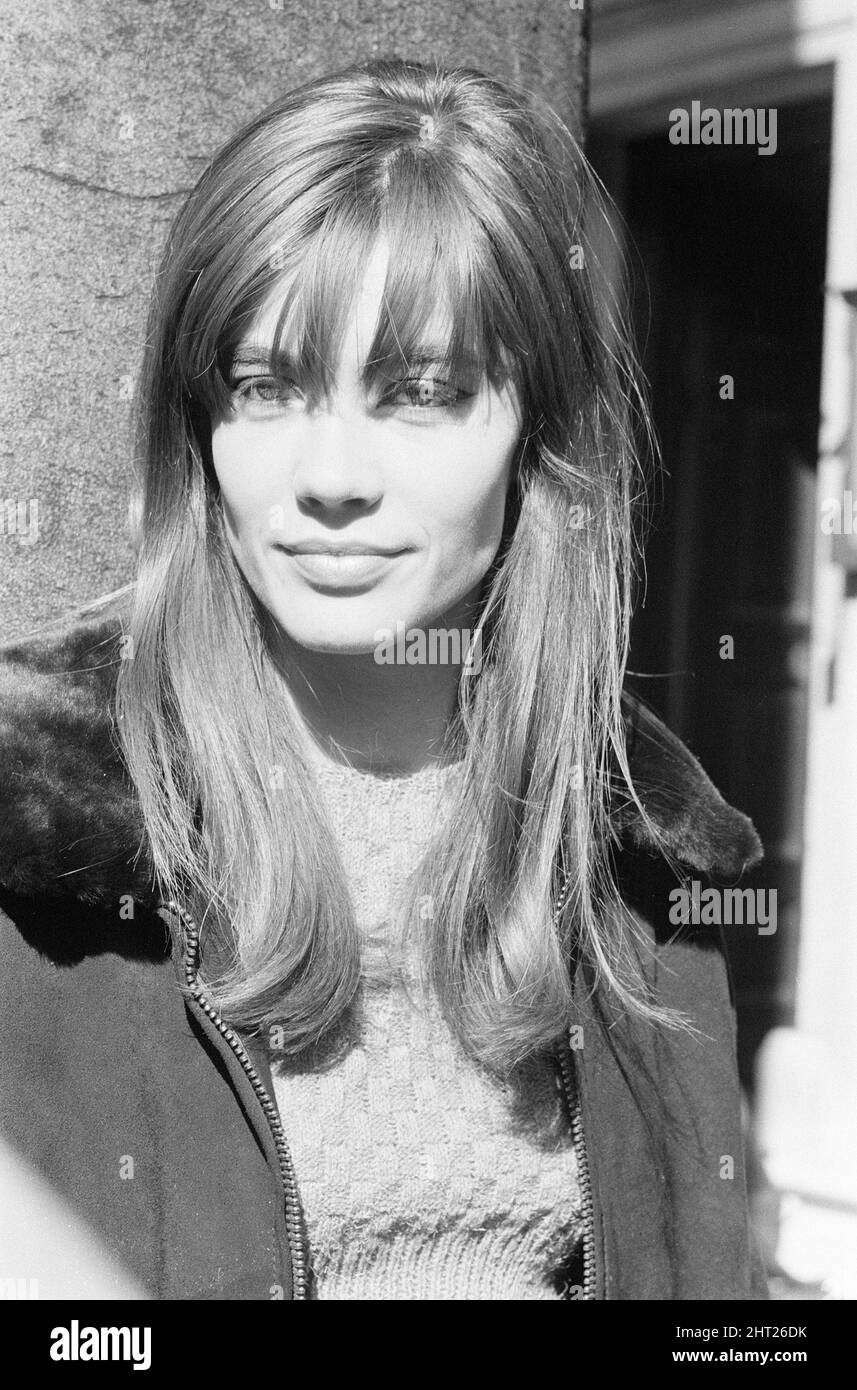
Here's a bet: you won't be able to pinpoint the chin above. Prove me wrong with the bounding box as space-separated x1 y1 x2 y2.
291 630 383 657
268 601 397 658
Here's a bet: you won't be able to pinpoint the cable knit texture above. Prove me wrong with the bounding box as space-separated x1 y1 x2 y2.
269 752 583 1300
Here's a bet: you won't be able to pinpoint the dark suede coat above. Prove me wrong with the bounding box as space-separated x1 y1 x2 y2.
0 589 768 1300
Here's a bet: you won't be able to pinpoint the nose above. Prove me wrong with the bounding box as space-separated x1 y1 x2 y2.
291 409 384 512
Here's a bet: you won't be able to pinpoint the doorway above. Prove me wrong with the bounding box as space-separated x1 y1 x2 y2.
588 96 832 1085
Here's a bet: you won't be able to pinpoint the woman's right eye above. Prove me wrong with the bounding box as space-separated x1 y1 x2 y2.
229 376 301 409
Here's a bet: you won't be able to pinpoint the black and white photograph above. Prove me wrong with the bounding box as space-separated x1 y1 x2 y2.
0 0 854 1347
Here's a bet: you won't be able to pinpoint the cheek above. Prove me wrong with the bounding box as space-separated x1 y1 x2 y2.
421 436 515 556
210 426 273 537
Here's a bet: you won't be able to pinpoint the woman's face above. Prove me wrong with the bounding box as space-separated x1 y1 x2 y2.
210 239 522 655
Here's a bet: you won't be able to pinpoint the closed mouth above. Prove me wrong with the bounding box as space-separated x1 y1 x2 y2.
276 546 407 591
281 543 407 557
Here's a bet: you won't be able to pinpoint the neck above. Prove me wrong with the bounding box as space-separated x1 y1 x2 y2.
265 591 482 777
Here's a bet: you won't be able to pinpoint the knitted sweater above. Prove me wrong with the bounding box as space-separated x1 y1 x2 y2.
269 754 583 1300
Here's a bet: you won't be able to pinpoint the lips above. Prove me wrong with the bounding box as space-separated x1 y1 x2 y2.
284 541 404 557
277 544 406 591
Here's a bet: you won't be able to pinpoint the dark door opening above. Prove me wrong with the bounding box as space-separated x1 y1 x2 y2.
588 96 832 1087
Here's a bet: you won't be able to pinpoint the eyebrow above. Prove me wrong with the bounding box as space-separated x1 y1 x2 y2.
389 345 482 374
229 343 292 370
228 340 482 375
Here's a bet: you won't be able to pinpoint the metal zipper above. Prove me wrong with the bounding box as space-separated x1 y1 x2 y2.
556 1033 597 1300
164 899 310 1301
552 863 598 1300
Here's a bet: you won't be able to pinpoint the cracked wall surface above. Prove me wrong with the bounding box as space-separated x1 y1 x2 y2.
0 0 586 638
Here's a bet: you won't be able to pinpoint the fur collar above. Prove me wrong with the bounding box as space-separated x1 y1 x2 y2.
0 587 762 906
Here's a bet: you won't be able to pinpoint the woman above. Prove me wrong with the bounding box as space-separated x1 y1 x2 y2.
0 56 766 1299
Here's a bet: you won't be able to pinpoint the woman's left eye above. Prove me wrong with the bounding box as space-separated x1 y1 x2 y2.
389 377 474 410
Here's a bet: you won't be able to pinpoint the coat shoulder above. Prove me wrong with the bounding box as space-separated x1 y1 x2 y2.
0 586 151 903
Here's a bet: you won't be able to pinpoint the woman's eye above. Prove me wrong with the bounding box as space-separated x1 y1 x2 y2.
391 377 474 410
229 376 299 409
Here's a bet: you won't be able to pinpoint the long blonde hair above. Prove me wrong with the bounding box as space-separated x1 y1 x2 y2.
116 56 671 1074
